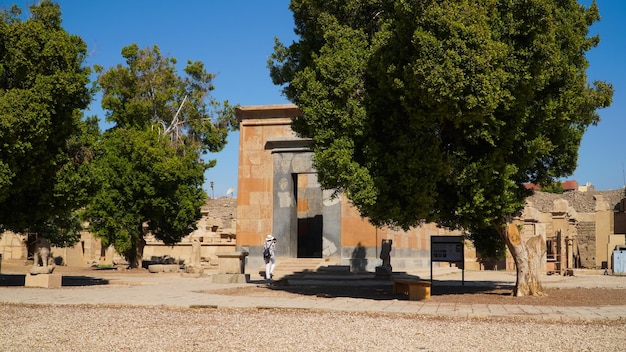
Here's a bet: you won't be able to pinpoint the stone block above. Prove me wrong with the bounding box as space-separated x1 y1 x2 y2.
216 251 248 274
148 264 181 273
393 279 431 301
211 273 249 284
11 247 23 259
184 265 204 275
25 273 62 288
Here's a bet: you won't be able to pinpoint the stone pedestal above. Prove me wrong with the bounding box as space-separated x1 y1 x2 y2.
25 274 62 288
378 239 392 278
374 266 392 280
216 251 248 274
212 251 249 284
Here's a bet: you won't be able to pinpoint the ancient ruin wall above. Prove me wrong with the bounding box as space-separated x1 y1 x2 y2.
576 221 596 268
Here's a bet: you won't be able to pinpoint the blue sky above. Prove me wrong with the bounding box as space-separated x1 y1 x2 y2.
43 0 297 198
574 0 626 190
10 0 626 194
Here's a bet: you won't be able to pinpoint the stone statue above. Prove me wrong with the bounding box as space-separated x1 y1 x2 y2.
375 239 393 280
380 239 393 270
184 237 204 275
191 237 201 267
30 237 55 274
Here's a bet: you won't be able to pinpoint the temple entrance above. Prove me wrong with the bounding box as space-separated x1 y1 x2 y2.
271 151 337 259
294 173 323 258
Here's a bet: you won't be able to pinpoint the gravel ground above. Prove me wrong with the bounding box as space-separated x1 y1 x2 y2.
1 304 624 352
3 262 626 351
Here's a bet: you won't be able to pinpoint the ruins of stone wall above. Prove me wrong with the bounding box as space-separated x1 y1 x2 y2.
576 221 596 268
139 199 237 266
0 197 236 267
0 231 27 260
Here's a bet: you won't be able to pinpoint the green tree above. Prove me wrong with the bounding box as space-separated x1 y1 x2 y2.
0 1 94 243
84 44 236 268
466 225 507 265
269 0 612 296
541 182 565 194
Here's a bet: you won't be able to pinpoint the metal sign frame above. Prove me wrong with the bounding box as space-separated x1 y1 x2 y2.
430 235 465 286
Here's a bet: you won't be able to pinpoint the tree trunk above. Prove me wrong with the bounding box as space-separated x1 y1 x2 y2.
499 223 546 296
127 237 146 269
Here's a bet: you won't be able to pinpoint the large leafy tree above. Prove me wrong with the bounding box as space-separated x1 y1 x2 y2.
84 44 236 268
0 1 94 243
269 0 613 296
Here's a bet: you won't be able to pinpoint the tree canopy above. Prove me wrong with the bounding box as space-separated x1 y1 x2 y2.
269 0 612 231
0 0 94 238
270 0 613 295
83 44 236 267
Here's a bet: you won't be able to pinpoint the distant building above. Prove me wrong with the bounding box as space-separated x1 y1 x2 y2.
562 180 579 191
524 180 579 192
578 182 595 192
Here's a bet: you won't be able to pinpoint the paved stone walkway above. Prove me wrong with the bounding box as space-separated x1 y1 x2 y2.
1 260 625 321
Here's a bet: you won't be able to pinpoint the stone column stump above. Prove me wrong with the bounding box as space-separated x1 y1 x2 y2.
211 251 249 283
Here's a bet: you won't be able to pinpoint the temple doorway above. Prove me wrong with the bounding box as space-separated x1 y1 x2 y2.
294 173 323 258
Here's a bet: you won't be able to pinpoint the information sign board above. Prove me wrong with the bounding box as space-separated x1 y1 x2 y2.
430 235 465 286
431 236 464 262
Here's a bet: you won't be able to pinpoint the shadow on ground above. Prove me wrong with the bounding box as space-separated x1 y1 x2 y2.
246 270 514 301
61 276 109 286
0 274 109 287
0 274 25 287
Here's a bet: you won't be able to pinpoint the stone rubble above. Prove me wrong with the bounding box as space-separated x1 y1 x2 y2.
527 189 624 213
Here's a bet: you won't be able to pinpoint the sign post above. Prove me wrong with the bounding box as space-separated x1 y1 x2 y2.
430 235 465 286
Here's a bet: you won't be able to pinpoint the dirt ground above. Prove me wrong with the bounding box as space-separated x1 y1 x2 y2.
207 282 626 307
3 260 625 307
